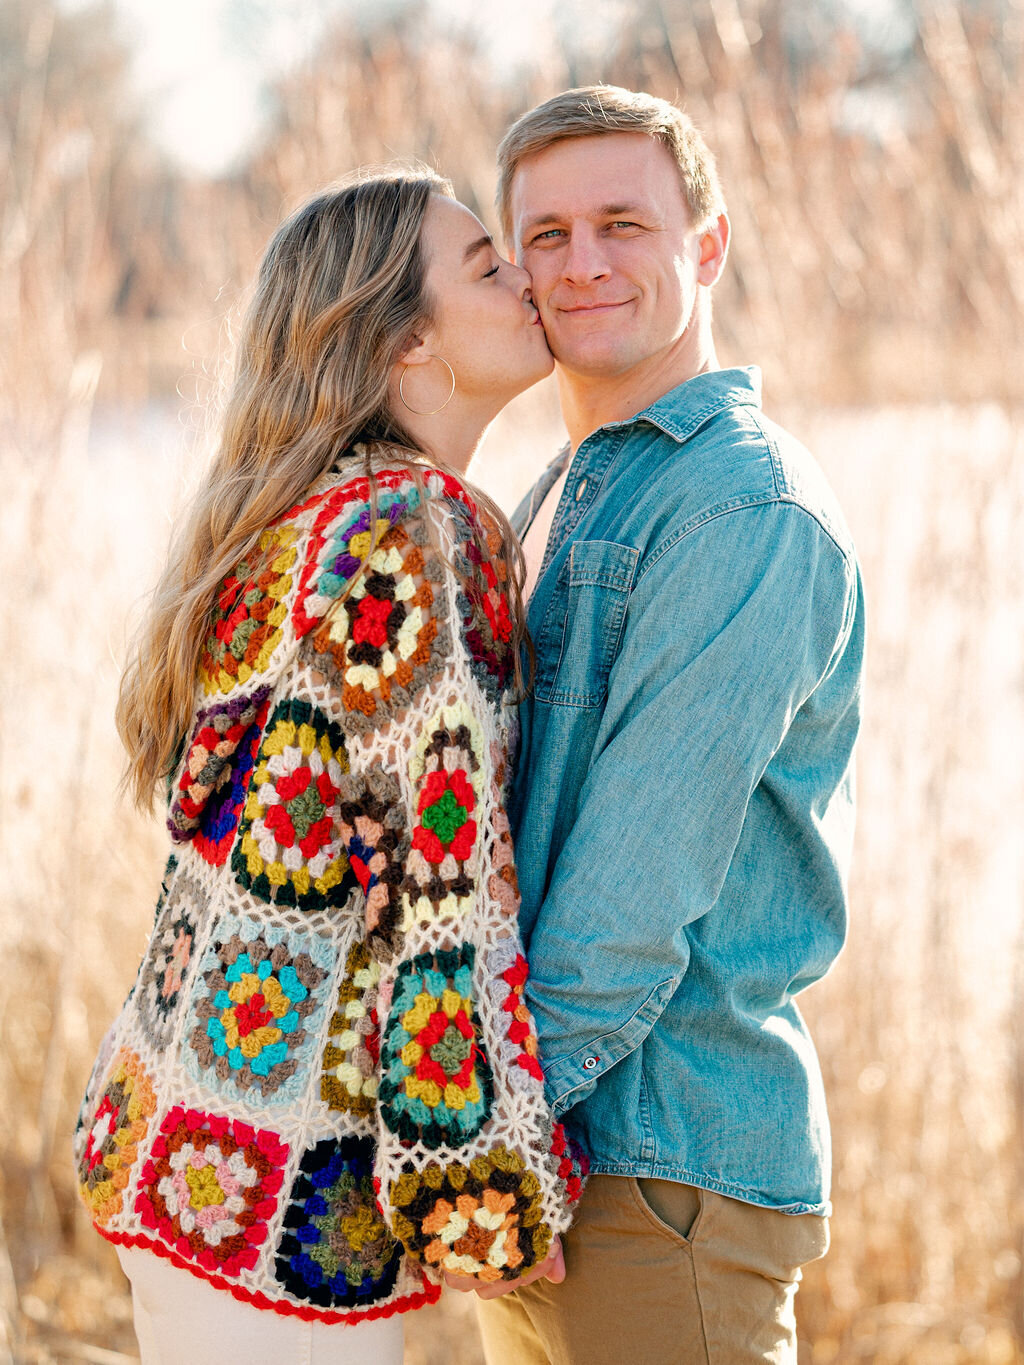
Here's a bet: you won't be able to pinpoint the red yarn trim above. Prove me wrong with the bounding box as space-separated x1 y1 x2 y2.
96 1224 441 1325
284 465 474 528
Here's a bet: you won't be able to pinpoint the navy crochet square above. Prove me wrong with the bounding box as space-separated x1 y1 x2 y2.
275 1135 401 1309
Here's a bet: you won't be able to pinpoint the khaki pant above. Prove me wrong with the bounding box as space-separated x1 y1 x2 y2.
475 1175 829 1365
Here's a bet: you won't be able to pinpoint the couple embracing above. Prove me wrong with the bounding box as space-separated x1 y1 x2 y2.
74 86 864 1365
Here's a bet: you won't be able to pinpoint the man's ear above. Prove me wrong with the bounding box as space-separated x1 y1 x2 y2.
696 213 730 287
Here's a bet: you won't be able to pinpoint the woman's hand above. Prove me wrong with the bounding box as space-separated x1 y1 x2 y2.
442 1234 566 1300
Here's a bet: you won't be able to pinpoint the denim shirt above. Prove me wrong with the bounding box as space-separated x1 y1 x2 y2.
510 367 864 1216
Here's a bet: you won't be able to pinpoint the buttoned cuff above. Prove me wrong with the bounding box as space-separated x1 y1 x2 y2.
539 977 679 1118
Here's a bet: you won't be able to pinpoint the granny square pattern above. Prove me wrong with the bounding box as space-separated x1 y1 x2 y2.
450 501 515 706
335 769 409 959
77 1049 158 1226
135 1106 288 1277
321 940 381 1117
546 1120 588 1207
183 912 333 1106
400 700 486 931
232 698 357 911
483 936 544 1096
167 688 271 866
198 523 299 697
295 489 450 734
389 1147 552 1284
274 1136 402 1309
379 945 492 1148
292 474 421 639
134 855 202 1048
74 462 587 1325
486 741 521 919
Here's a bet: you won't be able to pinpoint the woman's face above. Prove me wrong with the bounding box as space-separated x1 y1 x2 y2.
412 196 553 408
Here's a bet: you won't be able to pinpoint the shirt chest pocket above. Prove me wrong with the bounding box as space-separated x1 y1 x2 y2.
533 540 640 707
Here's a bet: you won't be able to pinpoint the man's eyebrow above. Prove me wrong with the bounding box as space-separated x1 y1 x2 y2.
520 204 647 234
463 234 493 264
521 213 561 233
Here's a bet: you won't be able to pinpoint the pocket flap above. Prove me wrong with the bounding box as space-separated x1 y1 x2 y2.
568 540 640 592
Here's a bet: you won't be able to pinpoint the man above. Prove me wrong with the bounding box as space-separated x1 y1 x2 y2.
473 86 865 1364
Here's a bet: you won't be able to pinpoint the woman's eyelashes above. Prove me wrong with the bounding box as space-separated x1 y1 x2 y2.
482 263 500 278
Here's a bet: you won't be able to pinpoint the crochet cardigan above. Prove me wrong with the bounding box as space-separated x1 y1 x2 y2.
74 456 586 1325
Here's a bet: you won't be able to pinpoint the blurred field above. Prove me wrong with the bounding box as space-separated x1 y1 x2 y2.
2 0 1023 1361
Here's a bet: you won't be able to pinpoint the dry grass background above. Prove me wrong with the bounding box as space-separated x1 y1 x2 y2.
1 0 1022 1361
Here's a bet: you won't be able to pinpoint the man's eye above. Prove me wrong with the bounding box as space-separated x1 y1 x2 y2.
530 229 564 244
610 221 639 230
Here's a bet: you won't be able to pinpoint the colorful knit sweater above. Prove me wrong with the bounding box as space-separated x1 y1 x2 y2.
74 456 586 1325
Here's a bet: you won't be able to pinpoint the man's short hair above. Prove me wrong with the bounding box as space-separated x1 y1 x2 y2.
496 85 725 245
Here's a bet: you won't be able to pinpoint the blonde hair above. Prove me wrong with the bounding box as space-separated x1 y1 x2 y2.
496 85 725 244
118 169 529 807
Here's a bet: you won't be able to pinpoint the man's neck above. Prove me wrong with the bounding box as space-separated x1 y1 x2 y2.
558 338 720 452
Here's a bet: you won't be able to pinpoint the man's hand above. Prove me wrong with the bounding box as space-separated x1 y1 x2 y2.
442 1234 565 1300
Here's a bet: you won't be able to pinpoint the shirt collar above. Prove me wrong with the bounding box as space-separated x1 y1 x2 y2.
516 367 763 541
598 366 762 446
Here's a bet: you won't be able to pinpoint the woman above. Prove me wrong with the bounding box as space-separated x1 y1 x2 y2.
73 170 586 1364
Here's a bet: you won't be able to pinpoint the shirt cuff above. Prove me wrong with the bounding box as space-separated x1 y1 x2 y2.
538 976 680 1117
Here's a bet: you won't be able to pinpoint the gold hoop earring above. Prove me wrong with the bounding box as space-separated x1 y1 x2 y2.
399 356 456 415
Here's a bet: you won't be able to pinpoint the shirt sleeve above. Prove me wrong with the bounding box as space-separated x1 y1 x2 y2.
321 474 586 1284
523 499 860 1117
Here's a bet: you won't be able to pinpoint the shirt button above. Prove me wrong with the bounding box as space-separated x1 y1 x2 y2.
575 479 587 501
583 1056 598 1071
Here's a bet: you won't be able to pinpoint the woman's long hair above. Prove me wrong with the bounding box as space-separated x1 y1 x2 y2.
117 169 529 808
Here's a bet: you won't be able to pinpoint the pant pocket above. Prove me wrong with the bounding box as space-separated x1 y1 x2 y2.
702 1191 830 1285
631 1178 703 1246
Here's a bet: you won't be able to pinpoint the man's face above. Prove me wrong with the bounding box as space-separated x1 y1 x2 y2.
509 132 704 381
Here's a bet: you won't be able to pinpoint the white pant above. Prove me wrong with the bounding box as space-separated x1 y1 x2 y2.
116 1246 404 1365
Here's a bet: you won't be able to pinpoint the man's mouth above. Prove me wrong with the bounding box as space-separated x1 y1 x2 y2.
558 301 628 316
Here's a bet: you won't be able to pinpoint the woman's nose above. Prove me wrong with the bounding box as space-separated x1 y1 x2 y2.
509 261 533 298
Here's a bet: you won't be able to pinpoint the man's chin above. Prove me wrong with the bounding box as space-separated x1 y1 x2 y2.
545 330 635 375
549 348 635 381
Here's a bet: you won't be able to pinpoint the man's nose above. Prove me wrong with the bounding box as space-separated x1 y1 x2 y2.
562 229 611 286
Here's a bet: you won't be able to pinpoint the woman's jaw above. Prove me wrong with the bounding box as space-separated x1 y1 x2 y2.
390 195 553 472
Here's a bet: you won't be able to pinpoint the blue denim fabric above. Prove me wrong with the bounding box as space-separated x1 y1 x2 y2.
510 367 864 1215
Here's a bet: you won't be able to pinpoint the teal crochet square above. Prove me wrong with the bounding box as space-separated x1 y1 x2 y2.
180 911 335 1108
378 944 493 1148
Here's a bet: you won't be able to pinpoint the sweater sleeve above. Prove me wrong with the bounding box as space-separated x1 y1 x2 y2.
303 467 586 1285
